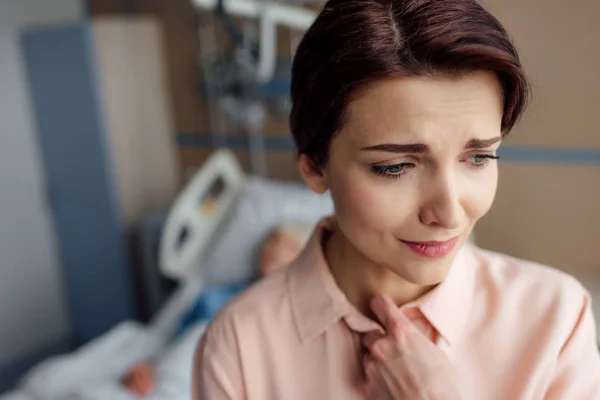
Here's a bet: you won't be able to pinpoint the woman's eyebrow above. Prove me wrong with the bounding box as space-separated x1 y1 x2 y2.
465 136 502 149
360 136 502 153
360 143 429 153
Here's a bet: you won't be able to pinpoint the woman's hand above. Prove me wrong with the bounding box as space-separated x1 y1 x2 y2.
360 295 462 400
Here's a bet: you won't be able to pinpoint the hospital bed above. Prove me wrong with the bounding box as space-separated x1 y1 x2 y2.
0 149 334 400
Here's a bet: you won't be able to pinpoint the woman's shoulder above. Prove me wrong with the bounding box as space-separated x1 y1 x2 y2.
466 244 600 348
470 244 587 293
202 267 294 340
468 244 591 313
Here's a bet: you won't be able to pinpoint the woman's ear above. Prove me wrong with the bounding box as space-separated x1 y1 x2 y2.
298 154 329 194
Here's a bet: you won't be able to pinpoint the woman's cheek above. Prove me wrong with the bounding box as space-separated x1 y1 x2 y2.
331 172 407 230
464 167 498 221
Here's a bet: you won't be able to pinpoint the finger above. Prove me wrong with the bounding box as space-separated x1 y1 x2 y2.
362 330 385 351
358 380 373 400
362 355 396 400
359 379 381 400
362 354 380 389
377 361 405 399
370 294 395 330
363 334 399 361
370 295 415 337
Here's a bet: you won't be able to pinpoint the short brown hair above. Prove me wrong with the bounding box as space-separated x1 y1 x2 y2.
290 0 530 166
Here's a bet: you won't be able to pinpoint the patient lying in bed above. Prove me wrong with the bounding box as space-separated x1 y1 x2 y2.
123 222 311 397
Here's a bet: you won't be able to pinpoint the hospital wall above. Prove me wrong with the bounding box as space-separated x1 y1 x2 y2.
0 0 82 371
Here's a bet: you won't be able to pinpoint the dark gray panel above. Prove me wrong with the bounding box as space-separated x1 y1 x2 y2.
21 23 135 344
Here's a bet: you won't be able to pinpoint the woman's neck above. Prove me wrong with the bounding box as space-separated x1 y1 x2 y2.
324 227 432 317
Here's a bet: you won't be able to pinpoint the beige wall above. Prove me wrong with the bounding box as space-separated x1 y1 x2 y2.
93 18 180 226
482 0 600 148
476 0 600 275
477 163 600 275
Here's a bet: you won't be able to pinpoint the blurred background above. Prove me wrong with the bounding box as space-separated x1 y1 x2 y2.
0 0 599 397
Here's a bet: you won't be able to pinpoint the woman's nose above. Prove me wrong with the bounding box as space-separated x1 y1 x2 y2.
418 173 463 230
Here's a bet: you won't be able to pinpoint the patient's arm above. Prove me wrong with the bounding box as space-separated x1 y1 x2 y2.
178 281 249 336
123 283 247 396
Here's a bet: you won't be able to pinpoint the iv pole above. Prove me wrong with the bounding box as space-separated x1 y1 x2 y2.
193 0 317 176
192 0 317 83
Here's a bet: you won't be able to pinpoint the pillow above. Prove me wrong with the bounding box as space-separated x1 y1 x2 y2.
201 176 334 286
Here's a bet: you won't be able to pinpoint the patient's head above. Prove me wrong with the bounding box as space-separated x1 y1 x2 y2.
257 222 312 277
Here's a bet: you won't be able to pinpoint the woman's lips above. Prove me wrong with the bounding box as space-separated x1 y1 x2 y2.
400 236 460 258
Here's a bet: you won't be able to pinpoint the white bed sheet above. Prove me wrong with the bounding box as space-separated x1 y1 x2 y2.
1 321 206 400
0 392 34 400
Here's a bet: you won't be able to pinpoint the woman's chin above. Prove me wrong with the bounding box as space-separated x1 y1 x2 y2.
389 252 458 287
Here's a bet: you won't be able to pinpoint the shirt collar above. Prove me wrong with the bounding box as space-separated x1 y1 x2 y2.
288 218 350 343
287 217 476 345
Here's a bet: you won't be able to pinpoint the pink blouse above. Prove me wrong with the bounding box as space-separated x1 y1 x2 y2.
194 219 600 399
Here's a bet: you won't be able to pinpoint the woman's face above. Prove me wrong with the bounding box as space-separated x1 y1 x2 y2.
300 72 503 286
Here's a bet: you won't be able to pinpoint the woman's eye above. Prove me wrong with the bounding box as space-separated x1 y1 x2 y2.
467 154 499 168
370 163 413 179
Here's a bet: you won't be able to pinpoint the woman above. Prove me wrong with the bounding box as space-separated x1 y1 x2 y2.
193 0 600 398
